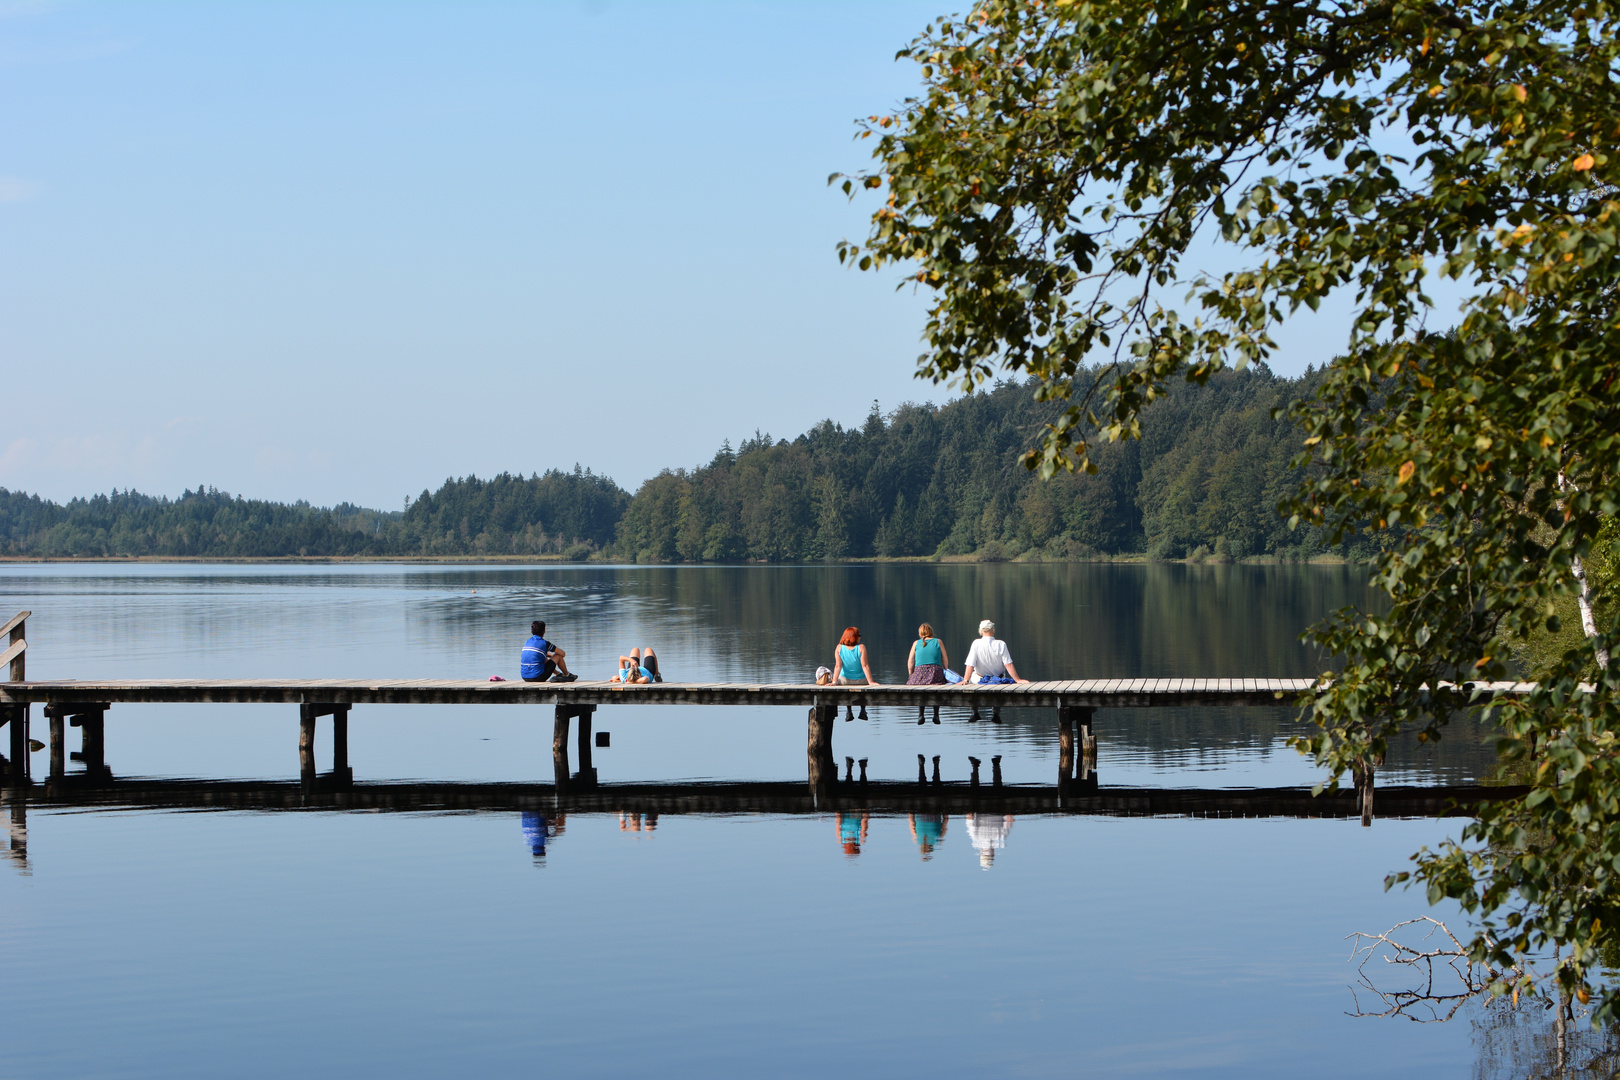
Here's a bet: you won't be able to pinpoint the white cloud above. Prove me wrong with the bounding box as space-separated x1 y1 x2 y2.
0 438 39 475
0 176 36 203
0 1 59 20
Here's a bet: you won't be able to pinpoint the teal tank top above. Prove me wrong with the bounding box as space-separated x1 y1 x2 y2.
839 644 864 679
914 637 943 666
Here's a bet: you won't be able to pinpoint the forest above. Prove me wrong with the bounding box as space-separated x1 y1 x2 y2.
0 367 1350 562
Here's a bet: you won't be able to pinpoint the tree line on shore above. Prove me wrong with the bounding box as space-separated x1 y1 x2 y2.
0 367 1348 561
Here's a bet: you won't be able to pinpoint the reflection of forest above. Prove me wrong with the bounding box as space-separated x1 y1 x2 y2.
404 563 1496 783
413 561 1379 678
1470 998 1620 1079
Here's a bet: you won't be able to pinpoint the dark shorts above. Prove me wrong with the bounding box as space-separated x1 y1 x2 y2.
522 657 557 683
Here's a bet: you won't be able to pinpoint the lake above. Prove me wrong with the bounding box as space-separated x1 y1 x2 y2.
0 562 1588 1077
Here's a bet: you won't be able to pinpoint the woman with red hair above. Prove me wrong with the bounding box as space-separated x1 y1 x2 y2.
832 625 878 720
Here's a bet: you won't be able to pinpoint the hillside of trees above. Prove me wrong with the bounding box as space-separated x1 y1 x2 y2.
614 366 1335 562
0 367 1353 561
0 468 626 559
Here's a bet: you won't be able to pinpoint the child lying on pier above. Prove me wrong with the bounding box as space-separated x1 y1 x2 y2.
611 647 662 684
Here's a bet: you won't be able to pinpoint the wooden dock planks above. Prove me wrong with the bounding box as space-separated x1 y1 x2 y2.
0 675 1534 710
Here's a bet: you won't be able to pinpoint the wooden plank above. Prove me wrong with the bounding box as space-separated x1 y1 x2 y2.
0 675 1574 709
0 639 23 670
0 611 29 638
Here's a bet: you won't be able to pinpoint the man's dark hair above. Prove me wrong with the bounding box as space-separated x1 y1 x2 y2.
531 620 545 636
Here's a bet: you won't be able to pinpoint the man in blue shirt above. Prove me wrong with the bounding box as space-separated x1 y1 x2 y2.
520 620 574 682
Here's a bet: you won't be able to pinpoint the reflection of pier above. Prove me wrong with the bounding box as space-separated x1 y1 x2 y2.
3 776 1524 820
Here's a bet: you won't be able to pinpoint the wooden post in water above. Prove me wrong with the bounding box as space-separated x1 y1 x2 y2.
576 707 595 787
807 703 836 791
1058 708 1075 792
553 707 571 788
1077 707 1098 794
79 711 105 775
48 712 64 779
298 705 317 784
807 707 827 790
1357 762 1376 827
332 708 350 781
4 705 24 780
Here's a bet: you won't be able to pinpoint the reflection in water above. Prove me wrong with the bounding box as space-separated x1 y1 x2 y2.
965 813 1014 869
619 811 657 833
1471 997 1620 1079
837 811 869 857
909 814 947 861
5 794 27 875
520 811 566 863
0 562 1509 784
0 562 1547 1076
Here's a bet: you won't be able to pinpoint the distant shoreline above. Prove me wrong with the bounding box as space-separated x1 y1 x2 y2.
0 553 1357 566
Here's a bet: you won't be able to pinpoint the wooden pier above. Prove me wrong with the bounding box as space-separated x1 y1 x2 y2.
0 612 1532 824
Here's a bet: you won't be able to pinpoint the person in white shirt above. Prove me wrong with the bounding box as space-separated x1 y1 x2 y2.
961 620 1028 685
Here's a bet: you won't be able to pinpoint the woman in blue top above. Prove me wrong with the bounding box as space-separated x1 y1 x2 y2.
906 622 950 723
832 626 877 721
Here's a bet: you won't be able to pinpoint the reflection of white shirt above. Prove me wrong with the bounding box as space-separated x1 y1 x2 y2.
965 637 1013 678
965 814 1014 850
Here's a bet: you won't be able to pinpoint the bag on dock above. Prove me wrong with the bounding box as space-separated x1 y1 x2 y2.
943 668 962 684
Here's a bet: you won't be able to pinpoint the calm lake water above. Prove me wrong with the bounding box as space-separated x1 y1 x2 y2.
0 562 1579 1077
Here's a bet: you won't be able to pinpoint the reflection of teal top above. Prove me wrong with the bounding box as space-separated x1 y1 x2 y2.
914 637 943 666
840 815 862 843
839 644 864 679
913 815 944 847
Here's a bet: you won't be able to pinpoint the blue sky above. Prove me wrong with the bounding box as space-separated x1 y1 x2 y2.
1 1 1358 508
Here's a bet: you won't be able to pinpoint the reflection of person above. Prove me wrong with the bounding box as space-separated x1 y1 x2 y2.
521 811 551 860
964 813 1014 868
619 811 658 832
909 813 947 860
612 647 661 684
837 811 869 857
521 620 575 683
962 620 1028 685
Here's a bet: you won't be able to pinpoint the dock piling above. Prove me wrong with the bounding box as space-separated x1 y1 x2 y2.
1058 708 1076 790
807 704 835 791
553 707 571 788
3 705 25 780
297 703 351 785
576 707 596 787
48 712 63 779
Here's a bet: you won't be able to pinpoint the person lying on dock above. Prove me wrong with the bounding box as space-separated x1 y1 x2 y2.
521 620 576 683
961 620 1028 685
611 647 661 684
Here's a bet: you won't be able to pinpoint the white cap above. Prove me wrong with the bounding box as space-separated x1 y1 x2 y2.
979 619 995 633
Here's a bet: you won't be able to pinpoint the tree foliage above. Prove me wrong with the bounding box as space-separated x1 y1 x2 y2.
613 370 1321 562
842 0 1620 1014
0 469 626 558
